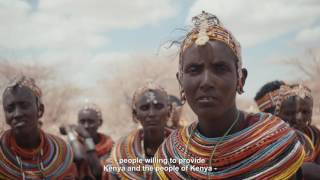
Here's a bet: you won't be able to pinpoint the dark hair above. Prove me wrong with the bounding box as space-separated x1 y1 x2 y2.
255 80 285 113
169 95 182 106
3 84 41 109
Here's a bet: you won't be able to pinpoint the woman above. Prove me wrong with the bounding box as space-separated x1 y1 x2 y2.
255 81 315 162
0 76 76 179
154 11 305 179
61 103 114 179
106 81 171 180
276 84 320 179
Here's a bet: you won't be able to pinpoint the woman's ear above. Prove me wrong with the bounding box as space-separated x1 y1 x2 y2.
241 68 248 87
176 72 182 86
38 103 45 118
132 109 138 123
168 104 173 117
98 119 103 127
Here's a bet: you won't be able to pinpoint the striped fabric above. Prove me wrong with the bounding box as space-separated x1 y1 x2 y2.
295 130 315 162
0 129 76 179
154 112 305 180
95 134 114 161
303 125 320 162
78 133 114 179
255 89 281 112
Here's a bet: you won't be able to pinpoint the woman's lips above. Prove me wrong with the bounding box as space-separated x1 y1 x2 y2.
12 121 26 128
144 119 159 127
145 122 158 127
196 96 218 106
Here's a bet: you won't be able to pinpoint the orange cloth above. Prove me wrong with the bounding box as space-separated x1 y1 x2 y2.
77 133 114 179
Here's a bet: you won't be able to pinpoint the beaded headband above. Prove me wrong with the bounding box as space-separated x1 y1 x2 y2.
275 84 313 115
131 80 168 111
179 11 243 93
79 103 102 119
4 75 42 103
256 89 281 112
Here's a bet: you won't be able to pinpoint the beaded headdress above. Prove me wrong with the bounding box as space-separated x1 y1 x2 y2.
131 80 168 111
3 75 42 103
179 11 243 93
256 89 282 112
275 84 313 115
79 103 102 120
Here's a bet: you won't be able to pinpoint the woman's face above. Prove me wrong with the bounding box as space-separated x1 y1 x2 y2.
134 90 170 131
2 86 40 135
78 109 102 137
180 40 240 120
279 96 313 130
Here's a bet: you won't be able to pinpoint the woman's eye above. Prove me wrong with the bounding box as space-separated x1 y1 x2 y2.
155 103 164 109
302 110 310 115
186 65 202 74
20 102 30 109
6 105 14 113
214 63 230 73
140 105 149 111
283 111 294 116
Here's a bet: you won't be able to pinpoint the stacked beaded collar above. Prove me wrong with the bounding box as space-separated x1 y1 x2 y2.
154 113 305 179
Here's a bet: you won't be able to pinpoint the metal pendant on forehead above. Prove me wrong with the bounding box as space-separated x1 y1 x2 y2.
146 91 158 104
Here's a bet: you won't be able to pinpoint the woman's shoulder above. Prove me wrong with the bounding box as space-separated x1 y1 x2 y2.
244 112 291 131
245 111 280 124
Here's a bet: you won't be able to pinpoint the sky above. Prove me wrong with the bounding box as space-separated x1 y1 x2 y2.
0 0 320 100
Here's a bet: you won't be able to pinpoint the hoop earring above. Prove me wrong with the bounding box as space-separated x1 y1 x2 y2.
180 89 186 105
236 80 244 94
307 119 311 126
38 111 42 117
132 113 139 124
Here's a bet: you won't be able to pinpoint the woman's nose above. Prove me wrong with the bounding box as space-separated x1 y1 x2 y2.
13 107 23 118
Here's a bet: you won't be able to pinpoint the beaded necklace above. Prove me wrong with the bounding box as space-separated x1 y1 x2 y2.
303 125 320 161
111 129 170 180
141 137 155 179
184 110 240 179
154 113 305 179
111 130 151 180
11 130 45 180
15 149 44 180
0 129 75 179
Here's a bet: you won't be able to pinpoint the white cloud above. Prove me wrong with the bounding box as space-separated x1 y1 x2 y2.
295 25 320 45
187 0 320 47
0 0 176 50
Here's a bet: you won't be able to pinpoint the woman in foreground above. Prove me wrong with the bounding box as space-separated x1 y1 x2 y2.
154 11 305 179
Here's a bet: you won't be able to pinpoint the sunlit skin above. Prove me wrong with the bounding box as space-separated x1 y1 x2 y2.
2 86 44 149
178 40 247 138
133 89 171 156
279 96 313 131
78 109 102 144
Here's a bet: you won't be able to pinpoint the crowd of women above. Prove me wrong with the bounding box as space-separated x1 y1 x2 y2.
0 11 319 180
